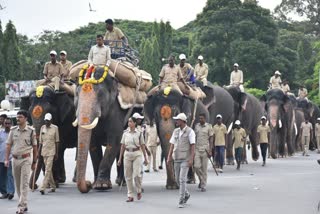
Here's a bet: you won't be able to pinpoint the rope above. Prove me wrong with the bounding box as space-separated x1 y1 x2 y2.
113 60 120 78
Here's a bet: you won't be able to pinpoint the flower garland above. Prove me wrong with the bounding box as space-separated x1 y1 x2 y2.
78 64 109 85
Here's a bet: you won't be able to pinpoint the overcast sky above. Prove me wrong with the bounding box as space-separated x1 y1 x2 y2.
0 0 282 38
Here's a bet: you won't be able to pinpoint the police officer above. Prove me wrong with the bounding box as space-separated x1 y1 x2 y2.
117 117 148 202
232 120 246 170
212 114 227 173
178 54 194 83
194 55 209 86
300 118 313 156
39 113 59 195
194 113 213 192
145 121 160 173
59 50 73 80
315 118 320 153
257 116 270 166
5 110 37 214
167 113 195 208
269 71 282 89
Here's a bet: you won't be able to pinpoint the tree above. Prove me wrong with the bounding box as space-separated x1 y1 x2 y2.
0 20 4 77
275 0 320 35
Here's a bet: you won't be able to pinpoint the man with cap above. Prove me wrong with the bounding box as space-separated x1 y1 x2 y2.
298 85 308 100
178 54 195 83
315 118 320 153
281 79 291 94
232 120 246 170
257 116 270 166
167 113 195 208
230 63 244 92
301 118 313 156
194 55 209 86
37 50 63 92
269 71 282 89
5 110 37 214
144 121 160 172
194 113 213 192
59 50 73 80
212 114 227 173
39 113 59 195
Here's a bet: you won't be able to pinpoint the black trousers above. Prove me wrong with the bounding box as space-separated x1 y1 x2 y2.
0 163 7 194
260 143 268 162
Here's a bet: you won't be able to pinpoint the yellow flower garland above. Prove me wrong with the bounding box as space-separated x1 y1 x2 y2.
78 65 109 85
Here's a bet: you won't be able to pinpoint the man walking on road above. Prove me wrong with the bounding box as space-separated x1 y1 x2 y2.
167 113 195 208
232 120 246 170
257 116 270 166
301 118 313 156
213 114 227 173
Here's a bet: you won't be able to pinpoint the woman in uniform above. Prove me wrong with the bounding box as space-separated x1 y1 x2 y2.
118 117 148 202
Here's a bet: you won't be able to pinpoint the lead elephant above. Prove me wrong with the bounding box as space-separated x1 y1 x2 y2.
261 89 295 158
73 66 143 193
20 87 77 188
225 86 262 163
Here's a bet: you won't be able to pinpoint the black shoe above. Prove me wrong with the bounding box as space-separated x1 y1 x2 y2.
24 207 28 212
7 194 14 200
0 194 8 199
40 190 45 195
144 170 150 173
184 193 190 203
178 199 185 208
159 166 163 170
262 162 266 166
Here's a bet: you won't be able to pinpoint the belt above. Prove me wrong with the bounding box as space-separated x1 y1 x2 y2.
125 148 140 152
13 153 30 160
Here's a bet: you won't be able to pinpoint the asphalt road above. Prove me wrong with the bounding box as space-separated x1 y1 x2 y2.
1 148 320 214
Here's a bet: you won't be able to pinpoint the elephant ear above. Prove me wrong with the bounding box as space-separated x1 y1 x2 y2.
283 95 291 112
143 95 155 124
20 95 30 111
56 93 74 123
181 97 192 123
307 102 315 117
240 92 248 111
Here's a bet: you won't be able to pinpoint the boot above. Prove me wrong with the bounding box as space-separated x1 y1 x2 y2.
236 161 240 170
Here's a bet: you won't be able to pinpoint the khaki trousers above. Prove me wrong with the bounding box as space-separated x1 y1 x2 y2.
316 136 320 152
40 156 56 191
12 157 31 210
194 150 208 188
124 151 142 198
36 76 61 91
147 146 158 171
302 136 310 155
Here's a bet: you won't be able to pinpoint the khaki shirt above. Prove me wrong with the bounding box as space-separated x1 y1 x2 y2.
315 124 320 137
40 124 59 156
145 125 159 147
301 122 313 137
282 84 290 93
43 61 63 79
88 45 111 66
159 64 183 83
270 76 282 89
121 129 145 149
104 27 125 48
298 88 308 98
195 123 213 151
257 124 270 143
60 60 73 78
178 63 194 80
7 125 36 156
194 63 208 81
232 128 246 148
230 70 243 85
213 124 227 146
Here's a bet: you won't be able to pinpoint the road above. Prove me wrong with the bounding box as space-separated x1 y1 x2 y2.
1 148 320 214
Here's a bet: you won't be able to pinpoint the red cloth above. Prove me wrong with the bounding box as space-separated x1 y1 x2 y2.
85 66 94 79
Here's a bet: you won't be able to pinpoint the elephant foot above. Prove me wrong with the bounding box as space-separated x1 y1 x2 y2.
226 159 234 165
77 180 92 193
115 177 126 186
72 176 77 183
57 177 66 184
93 179 112 190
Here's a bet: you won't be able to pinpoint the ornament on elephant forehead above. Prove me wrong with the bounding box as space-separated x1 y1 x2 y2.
81 117 90 124
163 86 172 96
165 133 171 140
32 105 43 119
160 105 172 119
82 83 93 93
36 86 44 98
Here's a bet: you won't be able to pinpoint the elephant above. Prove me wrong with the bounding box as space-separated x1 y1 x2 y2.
225 86 263 163
20 87 77 188
144 84 234 189
73 66 143 193
260 89 296 158
296 98 320 150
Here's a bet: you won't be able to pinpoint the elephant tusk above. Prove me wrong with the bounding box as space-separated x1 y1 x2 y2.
227 122 233 134
294 123 298 136
72 118 78 127
278 120 282 128
80 117 99 130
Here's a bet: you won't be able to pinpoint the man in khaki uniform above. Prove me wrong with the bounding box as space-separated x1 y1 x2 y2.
37 50 63 92
5 110 37 214
167 113 195 208
178 54 194 82
298 85 308 99
194 113 213 192
315 118 320 153
232 120 246 170
213 114 227 173
104 19 128 48
300 118 313 156
257 116 270 166
145 122 160 173
269 70 282 89
59 50 72 80
194 55 209 86
39 113 59 195
281 79 290 94
230 63 244 92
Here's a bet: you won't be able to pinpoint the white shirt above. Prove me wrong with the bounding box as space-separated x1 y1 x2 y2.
88 44 111 66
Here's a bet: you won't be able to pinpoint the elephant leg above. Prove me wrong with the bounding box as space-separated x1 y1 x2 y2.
89 144 103 182
115 152 125 186
94 141 120 191
163 145 178 190
58 147 66 183
278 129 286 157
241 145 247 164
249 131 259 161
29 155 44 190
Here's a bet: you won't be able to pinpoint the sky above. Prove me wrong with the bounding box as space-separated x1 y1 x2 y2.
0 0 283 38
